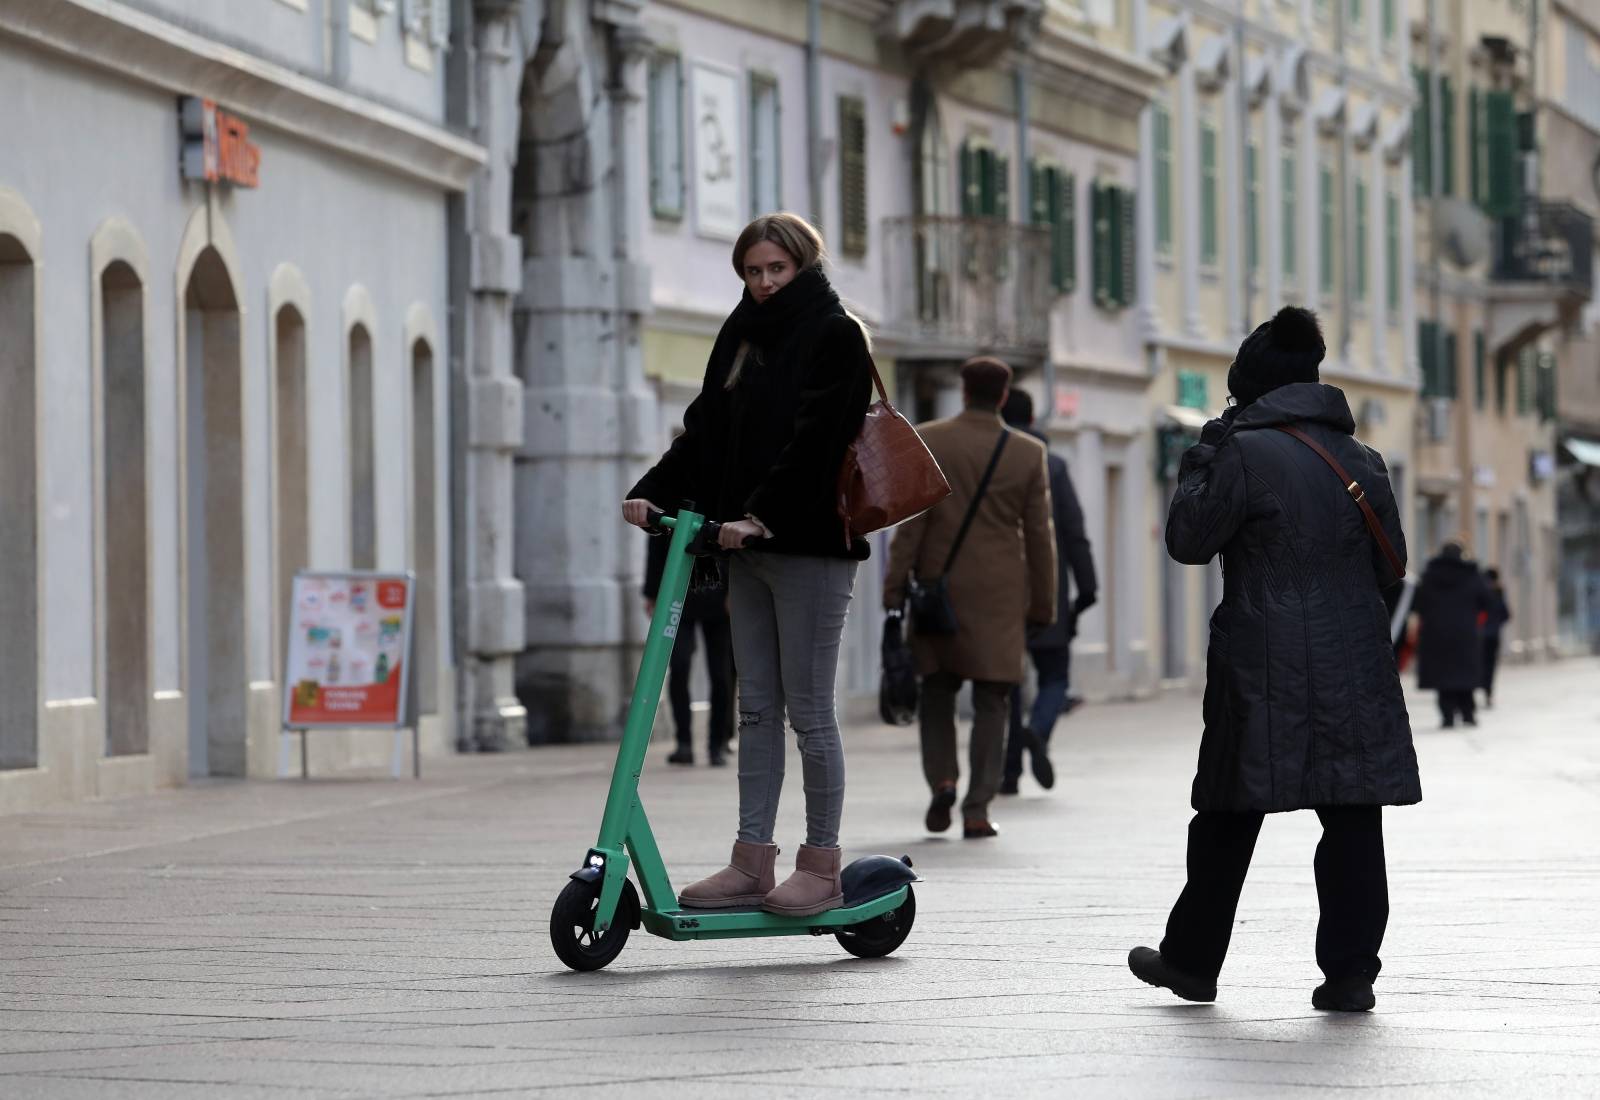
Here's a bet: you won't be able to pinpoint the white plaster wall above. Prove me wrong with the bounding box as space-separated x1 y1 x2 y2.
0 36 452 710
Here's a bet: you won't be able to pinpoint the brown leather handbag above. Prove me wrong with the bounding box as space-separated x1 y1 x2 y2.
837 357 950 545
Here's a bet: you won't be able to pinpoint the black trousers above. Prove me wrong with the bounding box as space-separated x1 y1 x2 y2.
1159 807 1388 984
668 610 733 753
1439 689 1476 726
1481 635 1502 697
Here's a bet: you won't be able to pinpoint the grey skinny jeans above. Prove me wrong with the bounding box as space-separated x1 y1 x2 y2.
727 552 857 848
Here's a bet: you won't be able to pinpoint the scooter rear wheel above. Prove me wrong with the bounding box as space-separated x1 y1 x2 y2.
835 885 916 959
550 877 637 972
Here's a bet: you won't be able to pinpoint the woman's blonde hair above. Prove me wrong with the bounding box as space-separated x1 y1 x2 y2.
725 213 870 389
731 212 825 275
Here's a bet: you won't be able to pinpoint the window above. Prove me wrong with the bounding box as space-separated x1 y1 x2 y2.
1282 148 1298 280
1382 0 1396 42
749 74 780 217
1418 320 1457 399
1245 142 1260 275
1200 120 1219 267
838 96 868 257
1538 352 1558 422
960 141 1009 219
1411 70 1454 197
1516 346 1535 415
1349 0 1362 29
1385 190 1400 313
648 53 684 219
1440 76 1456 196
1031 161 1076 293
400 0 449 47
1153 103 1173 255
1354 179 1368 302
1481 88 1519 217
1092 181 1137 309
1319 162 1336 296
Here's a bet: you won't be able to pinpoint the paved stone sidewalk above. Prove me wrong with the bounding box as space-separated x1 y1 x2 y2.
3 660 1599 1098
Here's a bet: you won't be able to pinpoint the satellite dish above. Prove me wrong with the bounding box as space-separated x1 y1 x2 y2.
1433 198 1492 268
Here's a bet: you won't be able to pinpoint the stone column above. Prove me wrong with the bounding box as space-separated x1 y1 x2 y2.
460 2 532 751
514 0 657 743
1179 58 1202 337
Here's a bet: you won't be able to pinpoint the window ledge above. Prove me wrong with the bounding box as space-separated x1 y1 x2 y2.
350 6 380 44
404 33 434 73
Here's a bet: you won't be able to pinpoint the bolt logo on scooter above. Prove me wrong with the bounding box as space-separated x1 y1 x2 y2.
549 506 921 972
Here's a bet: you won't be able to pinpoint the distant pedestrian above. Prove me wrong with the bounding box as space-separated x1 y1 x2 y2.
642 529 733 767
997 389 1096 796
1480 567 1511 709
1128 307 1419 1014
622 212 872 917
884 357 1056 839
1413 541 1491 728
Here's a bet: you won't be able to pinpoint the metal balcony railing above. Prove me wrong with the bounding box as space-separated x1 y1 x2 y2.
881 215 1052 357
1493 201 1595 299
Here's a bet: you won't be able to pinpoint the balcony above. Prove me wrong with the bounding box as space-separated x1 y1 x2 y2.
886 0 1044 69
1493 201 1594 299
881 215 1052 360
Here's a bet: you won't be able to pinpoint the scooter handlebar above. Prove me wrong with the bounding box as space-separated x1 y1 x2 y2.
644 510 756 551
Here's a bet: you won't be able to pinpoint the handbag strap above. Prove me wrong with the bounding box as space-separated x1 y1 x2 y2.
942 430 1010 575
865 353 891 406
1272 424 1404 582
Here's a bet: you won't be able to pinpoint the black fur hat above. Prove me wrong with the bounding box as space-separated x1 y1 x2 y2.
1226 306 1326 407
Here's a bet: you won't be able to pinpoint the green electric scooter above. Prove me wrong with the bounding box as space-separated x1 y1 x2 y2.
549 506 920 972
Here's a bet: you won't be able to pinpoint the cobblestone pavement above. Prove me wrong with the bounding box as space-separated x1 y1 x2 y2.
3 659 1599 1098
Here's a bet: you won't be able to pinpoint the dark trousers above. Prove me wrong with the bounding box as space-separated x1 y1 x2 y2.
1438 689 1476 726
1481 635 1502 698
919 672 1012 818
1159 807 1388 984
668 610 733 753
1003 646 1072 782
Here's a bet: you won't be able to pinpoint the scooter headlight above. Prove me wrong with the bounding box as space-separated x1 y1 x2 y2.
587 853 605 868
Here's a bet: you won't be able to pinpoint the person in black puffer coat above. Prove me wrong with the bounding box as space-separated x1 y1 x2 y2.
1128 306 1420 1015
1413 542 1491 727
622 213 873 919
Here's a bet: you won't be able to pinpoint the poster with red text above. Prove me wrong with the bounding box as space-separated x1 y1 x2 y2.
282 572 415 728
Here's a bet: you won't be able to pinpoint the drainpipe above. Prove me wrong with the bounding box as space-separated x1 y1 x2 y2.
1426 0 1451 553
806 0 823 229
1016 60 1048 422
1236 17 1252 333
1336 0 1352 365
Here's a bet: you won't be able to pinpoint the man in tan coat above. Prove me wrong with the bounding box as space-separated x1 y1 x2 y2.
884 357 1057 837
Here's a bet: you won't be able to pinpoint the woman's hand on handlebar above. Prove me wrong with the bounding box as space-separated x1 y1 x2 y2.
622 499 661 529
718 518 765 550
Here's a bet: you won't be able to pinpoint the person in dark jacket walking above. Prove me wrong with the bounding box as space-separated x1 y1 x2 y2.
642 527 733 767
998 389 1096 795
1128 307 1420 1015
1413 542 1491 727
622 213 872 918
1480 567 1511 709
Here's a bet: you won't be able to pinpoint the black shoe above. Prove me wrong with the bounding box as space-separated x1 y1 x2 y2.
1127 947 1217 1003
1312 976 1375 1012
667 747 694 765
962 818 998 839
1062 695 1084 716
925 785 958 833
998 776 1020 796
708 748 727 767
1441 720 1455 730
1027 731 1055 790
1463 717 1478 728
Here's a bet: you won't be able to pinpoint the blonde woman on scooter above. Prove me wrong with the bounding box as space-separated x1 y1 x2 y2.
621 213 873 917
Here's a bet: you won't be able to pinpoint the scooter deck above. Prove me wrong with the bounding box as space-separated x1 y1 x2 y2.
639 884 910 941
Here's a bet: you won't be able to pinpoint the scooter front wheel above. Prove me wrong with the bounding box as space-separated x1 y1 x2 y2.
835 885 916 959
550 877 637 971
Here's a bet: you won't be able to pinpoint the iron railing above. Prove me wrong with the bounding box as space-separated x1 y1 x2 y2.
881 215 1052 357
1493 201 1595 298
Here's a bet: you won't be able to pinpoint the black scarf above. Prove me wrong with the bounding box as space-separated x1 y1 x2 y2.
727 265 840 355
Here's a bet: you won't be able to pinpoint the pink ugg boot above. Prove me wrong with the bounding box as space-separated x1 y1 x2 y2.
761 844 844 917
678 840 779 909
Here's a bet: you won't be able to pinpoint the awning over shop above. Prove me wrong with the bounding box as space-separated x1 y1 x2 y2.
1161 405 1212 431
1563 438 1600 468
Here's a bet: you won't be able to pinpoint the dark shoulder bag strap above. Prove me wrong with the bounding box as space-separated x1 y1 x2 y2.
1273 424 1404 582
942 431 1010 575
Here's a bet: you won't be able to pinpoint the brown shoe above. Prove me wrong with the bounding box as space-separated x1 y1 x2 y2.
962 818 998 839
678 839 778 909
761 844 844 917
925 784 958 833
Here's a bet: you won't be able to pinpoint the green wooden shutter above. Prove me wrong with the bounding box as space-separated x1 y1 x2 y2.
1412 67 1431 197
1382 0 1395 40
1154 105 1173 253
1440 76 1456 196
1319 163 1335 295
1517 346 1534 415
1418 321 1435 396
1200 123 1218 266
1060 171 1078 294
1485 90 1517 218
1469 86 1482 207
1282 151 1298 278
1538 352 1557 421
838 97 868 257
1444 329 1459 400
1474 330 1486 409
1118 185 1136 307
1495 349 1508 413
1385 190 1400 312
1092 182 1112 306
1355 179 1368 301
1350 0 1362 26
1029 160 1049 225
959 141 978 217
994 154 1010 222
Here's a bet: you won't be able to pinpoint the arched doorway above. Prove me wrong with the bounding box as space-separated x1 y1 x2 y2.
183 246 246 777
101 260 149 756
274 303 309 676
0 228 39 771
410 337 438 716
348 323 376 570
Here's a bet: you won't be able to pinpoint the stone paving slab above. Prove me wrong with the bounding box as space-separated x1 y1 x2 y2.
2 659 1599 1097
